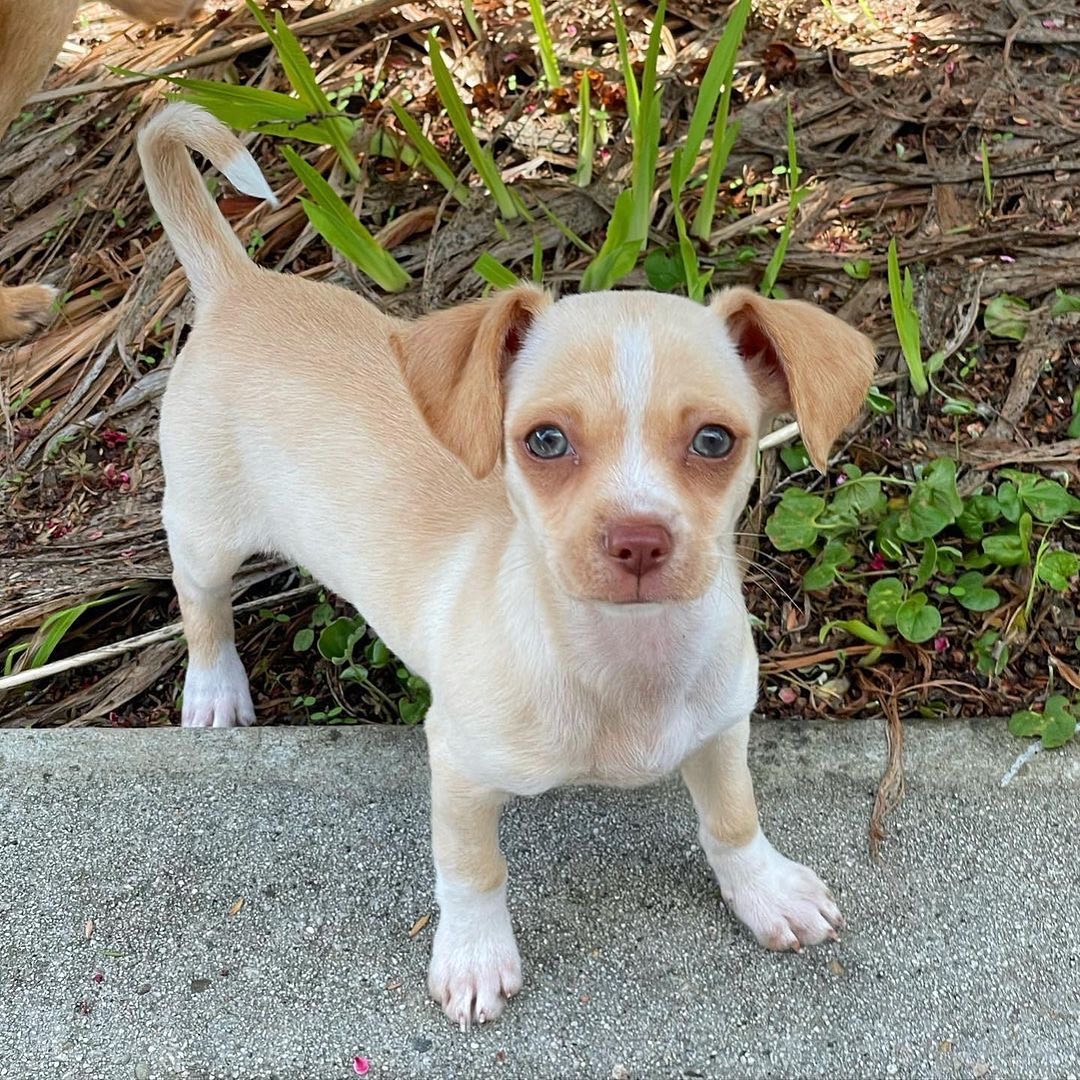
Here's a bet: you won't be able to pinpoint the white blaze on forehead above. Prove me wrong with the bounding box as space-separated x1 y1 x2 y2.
609 324 674 516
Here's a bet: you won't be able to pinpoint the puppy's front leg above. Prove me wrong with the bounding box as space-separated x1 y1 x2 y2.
427 736 520 1028
681 719 842 950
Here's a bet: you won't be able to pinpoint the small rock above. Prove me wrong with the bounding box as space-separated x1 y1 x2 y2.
828 958 845 977
134 1065 150 1080
611 1067 631 1080
973 1066 990 1079
412 1036 432 1053
190 978 212 993
136 983 151 996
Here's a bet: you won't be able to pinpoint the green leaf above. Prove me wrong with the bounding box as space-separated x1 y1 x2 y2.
1008 709 1043 738
984 293 1030 341
875 513 905 562
1041 696 1077 749
951 570 1000 612
996 480 1020 523
843 258 871 280
428 33 517 219
823 474 886 531
765 488 825 552
576 71 593 187
580 189 641 292
956 494 1002 540
292 627 315 652
897 458 962 541
913 539 937 589
282 146 410 292
867 577 905 628
802 540 853 591
527 0 562 88
317 616 363 662
1068 387 1080 439
999 469 1080 523
1036 549 1080 591
895 593 942 643
779 442 811 473
982 512 1032 567
887 238 927 395
866 386 895 414
473 252 519 289
644 249 685 292
1051 289 1080 316
610 1 639 129
388 98 470 202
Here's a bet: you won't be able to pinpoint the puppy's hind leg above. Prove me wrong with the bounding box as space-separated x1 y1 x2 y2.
167 523 255 729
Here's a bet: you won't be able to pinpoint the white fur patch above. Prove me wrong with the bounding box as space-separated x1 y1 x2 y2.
702 828 842 950
608 324 672 516
428 873 521 1028
221 148 279 208
181 647 256 728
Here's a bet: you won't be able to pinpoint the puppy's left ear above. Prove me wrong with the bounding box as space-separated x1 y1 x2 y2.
711 287 876 471
392 284 551 479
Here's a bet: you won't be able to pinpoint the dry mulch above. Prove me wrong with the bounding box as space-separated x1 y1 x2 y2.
1 0 1078 728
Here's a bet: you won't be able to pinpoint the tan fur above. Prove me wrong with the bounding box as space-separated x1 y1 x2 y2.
711 286 876 470
141 104 871 1027
0 0 200 342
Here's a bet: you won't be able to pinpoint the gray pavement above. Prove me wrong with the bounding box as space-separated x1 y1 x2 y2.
0 719 1077 1080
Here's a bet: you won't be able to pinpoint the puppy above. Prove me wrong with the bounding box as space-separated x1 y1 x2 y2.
0 0 201 341
138 103 875 1028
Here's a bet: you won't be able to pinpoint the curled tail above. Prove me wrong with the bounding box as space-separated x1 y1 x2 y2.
136 103 276 302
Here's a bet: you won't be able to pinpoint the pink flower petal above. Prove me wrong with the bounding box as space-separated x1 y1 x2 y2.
778 686 797 705
933 634 948 653
353 1057 371 1076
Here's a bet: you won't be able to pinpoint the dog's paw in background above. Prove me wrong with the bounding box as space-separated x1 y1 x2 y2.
704 830 843 950
0 283 59 343
180 649 256 728
428 878 522 1028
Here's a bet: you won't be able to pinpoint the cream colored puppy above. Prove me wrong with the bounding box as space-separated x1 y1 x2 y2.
139 103 875 1028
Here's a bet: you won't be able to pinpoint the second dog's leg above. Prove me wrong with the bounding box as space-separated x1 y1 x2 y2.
169 534 255 728
681 720 842 950
426 730 520 1028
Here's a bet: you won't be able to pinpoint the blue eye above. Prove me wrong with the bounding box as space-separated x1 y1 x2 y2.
526 426 571 459
690 425 734 458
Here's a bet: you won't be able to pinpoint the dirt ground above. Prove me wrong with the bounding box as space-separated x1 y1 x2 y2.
1 0 1078 729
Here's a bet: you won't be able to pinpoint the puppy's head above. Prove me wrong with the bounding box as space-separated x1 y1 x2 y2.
393 285 874 605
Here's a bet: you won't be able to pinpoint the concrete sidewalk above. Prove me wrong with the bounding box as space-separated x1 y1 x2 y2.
0 720 1077 1080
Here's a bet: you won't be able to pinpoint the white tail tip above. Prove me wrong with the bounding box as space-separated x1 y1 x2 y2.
222 148 279 209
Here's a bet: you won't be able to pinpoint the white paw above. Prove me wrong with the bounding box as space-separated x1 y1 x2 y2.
704 829 842 951
428 877 521 1028
180 649 255 728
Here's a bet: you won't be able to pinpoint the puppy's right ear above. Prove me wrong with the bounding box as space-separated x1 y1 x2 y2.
392 285 550 479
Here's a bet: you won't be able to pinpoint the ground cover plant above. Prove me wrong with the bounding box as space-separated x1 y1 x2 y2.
1 0 1077 766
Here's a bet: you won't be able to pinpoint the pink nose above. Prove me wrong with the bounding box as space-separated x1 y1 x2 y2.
605 523 672 578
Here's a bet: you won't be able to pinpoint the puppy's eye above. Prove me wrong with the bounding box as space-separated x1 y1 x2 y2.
525 425 571 459
690 425 735 459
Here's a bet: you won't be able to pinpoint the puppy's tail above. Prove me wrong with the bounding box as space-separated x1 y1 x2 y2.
137 103 277 302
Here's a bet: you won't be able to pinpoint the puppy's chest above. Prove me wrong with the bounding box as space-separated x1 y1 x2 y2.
552 690 726 787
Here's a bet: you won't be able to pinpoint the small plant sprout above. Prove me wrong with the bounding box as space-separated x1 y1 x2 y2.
282 146 411 292
886 237 929 395
472 252 519 290
980 138 992 206
387 99 470 203
527 0 562 89
427 32 519 220
686 0 749 240
576 73 594 188
759 102 806 297
581 0 667 290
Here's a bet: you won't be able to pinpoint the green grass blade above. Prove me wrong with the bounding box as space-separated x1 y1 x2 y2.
675 0 748 194
581 189 640 291
610 2 639 130
462 0 482 39
428 33 517 219
759 102 806 297
388 99 470 202
576 74 593 187
527 0 562 89
532 234 544 283
473 252 519 289
690 120 739 240
887 237 928 395
981 138 992 205
283 145 410 292
28 604 90 668
627 0 667 246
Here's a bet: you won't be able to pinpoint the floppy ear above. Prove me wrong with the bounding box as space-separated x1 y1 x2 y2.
711 287 876 471
391 285 551 479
